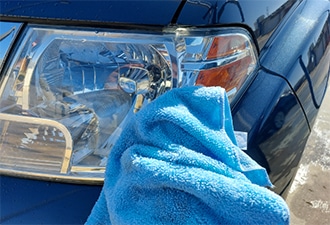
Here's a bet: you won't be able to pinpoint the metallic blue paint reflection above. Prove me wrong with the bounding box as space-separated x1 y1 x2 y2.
177 0 298 49
259 0 330 128
0 0 298 49
0 0 183 26
231 69 310 197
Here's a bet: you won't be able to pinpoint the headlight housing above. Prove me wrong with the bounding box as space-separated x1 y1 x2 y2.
0 25 258 183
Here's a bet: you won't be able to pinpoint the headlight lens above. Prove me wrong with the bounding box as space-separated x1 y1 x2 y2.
0 26 257 183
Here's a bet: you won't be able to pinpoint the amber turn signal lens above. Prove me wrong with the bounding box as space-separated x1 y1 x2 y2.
196 55 252 92
196 35 256 94
207 35 246 59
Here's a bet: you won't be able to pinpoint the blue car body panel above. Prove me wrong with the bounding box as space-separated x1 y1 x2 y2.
0 175 102 224
231 69 310 196
0 0 329 224
177 0 298 49
259 0 330 126
0 0 183 26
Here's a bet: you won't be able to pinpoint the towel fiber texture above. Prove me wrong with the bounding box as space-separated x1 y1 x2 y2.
85 86 290 225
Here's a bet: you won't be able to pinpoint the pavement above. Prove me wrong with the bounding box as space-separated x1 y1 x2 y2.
286 85 330 224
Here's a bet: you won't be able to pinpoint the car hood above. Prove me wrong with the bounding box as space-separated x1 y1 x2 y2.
0 0 184 26
0 0 296 27
0 0 298 50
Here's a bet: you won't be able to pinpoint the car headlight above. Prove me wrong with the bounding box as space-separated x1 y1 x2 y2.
0 25 258 183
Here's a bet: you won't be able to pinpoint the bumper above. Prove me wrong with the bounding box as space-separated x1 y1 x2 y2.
0 175 102 224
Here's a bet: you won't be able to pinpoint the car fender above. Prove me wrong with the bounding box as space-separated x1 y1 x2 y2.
259 0 330 127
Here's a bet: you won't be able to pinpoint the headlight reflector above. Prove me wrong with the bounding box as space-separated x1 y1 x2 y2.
0 26 257 183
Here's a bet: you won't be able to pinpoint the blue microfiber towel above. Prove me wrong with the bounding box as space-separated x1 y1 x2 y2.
85 86 290 225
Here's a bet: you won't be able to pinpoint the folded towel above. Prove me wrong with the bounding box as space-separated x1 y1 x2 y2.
85 86 290 225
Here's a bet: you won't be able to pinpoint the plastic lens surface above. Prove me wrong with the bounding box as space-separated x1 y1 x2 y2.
0 26 257 183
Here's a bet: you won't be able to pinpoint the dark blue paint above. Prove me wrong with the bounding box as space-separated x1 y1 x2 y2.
259 0 330 127
177 0 297 49
0 175 102 224
0 0 182 26
231 69 310 197
0 0 297 48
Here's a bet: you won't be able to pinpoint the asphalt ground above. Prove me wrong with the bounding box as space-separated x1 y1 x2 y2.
286 84 330 224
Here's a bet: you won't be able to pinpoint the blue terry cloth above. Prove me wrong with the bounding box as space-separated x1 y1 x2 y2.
85 86 290 225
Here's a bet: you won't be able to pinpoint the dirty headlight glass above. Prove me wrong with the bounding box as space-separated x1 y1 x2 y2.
0 26 257 183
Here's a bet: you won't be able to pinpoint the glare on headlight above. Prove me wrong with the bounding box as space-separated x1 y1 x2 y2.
0 26 258 183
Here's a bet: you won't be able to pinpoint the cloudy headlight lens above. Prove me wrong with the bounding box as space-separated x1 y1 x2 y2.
0 26 257 183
